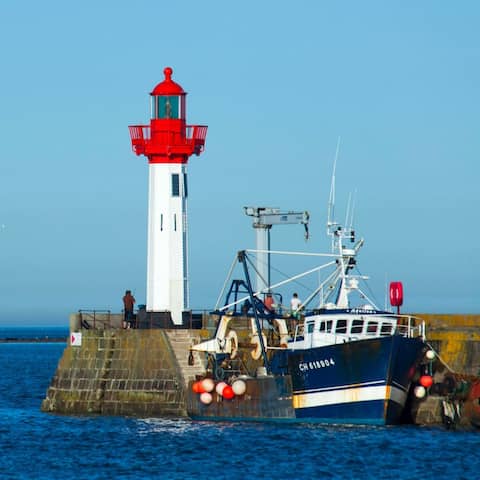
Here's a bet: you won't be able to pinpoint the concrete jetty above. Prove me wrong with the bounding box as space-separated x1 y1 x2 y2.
41 312 480 427
42 312 206 416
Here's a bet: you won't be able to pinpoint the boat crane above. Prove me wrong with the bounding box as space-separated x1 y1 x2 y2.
244 206 310 294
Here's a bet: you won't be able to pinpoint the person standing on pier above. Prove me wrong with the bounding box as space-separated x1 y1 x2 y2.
122 290 136 328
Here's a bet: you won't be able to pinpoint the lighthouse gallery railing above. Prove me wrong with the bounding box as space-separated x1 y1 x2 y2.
128 125 208 155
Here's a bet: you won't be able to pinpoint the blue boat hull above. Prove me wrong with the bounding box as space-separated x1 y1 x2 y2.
285 335 424 424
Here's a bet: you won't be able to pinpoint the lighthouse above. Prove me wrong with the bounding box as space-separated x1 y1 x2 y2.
128 67 208 326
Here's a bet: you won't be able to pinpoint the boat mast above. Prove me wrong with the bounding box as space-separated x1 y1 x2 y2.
325 138 362 308
327 136 341 245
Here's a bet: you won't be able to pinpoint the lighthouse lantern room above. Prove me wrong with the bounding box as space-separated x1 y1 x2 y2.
129 67 208 326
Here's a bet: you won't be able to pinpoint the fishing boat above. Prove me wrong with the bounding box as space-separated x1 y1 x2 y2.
187 168 428 425
188 234 427 424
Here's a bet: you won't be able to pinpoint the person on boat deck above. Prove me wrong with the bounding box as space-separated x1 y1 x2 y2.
264 293 275 314
290 292 302 319
122 290 136 329
241 298 252 315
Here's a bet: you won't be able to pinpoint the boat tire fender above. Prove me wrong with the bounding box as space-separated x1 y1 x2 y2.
226 330 238 360
251 333 267 360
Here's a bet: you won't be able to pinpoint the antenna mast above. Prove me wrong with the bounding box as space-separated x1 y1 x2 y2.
327 137 341 250
327 137 341 231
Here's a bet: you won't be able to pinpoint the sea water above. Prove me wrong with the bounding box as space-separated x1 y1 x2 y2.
0 328 478 480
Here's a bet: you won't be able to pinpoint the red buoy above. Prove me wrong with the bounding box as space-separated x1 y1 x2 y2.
222 385 235 400
419 375 433 388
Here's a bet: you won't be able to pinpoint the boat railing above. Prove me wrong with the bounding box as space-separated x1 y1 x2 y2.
394 314 426 340
289 313 426 348
288 323 305 349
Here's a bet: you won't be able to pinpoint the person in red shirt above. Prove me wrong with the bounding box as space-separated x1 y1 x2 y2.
264 293 275 314
122 290 136 329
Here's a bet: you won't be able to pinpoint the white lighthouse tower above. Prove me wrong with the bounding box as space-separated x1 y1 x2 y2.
129 67 208 326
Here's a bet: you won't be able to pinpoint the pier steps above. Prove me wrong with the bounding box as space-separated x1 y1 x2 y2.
165 330 205 386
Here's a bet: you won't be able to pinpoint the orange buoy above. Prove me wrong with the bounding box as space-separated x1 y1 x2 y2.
192 381 205 393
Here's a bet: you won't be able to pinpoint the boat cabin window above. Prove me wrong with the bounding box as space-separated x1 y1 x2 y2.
380 322 393 335
351 319 364 334
307 322 314 334
367 321 378 334
335 319 347 334
319 320 333 333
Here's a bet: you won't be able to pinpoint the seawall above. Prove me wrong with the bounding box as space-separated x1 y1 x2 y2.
418 314 480 376
408 314 480 427
42 315 205 416
42 312 480 424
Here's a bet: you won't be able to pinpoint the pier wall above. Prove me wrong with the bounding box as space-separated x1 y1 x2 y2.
41 326 205 416
410 314 480 427
419 314 480 376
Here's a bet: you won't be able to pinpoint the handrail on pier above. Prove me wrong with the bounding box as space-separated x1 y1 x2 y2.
78 309 112 330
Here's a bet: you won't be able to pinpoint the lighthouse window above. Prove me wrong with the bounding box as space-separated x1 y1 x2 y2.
171 174 180 197
156 95 180 119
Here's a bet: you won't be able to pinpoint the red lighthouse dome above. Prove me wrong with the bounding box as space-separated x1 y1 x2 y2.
151 67 185 96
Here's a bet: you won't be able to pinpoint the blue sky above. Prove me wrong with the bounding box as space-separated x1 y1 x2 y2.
0 1 479 325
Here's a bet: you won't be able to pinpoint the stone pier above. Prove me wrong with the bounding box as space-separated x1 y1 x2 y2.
41 319 205 416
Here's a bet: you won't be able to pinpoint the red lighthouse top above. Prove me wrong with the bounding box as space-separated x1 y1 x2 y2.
128 67 207 164
151 67 185 96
